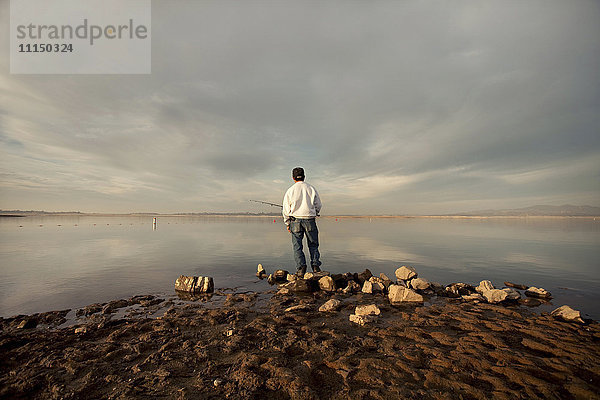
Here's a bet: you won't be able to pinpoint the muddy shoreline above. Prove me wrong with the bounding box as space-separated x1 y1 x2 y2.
1 288 600 400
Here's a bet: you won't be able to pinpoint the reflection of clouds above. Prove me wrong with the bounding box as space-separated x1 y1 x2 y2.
327 236 422 263
503 252 557 268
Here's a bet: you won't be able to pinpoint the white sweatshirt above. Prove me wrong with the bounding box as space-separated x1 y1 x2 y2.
282 181 322 226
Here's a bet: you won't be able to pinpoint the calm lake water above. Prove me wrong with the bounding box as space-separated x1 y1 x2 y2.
1 215 599 320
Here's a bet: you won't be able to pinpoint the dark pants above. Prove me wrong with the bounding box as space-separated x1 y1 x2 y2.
289 218 321 273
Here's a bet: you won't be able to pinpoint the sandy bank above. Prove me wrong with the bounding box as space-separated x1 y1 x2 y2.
1 288 599 400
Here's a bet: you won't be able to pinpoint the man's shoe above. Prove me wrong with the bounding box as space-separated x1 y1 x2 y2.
311 265 321 273
296 266 307 278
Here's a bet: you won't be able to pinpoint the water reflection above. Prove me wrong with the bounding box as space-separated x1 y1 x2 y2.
0 215 598 319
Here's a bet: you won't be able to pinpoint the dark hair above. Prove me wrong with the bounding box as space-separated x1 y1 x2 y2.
292 167 305 181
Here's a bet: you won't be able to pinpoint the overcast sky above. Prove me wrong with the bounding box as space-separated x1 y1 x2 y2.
1 1 599 214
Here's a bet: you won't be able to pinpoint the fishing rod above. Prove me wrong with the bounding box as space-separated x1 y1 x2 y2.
249 199 283 208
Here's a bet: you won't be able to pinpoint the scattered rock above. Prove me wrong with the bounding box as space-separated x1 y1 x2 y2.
482 289 508 304
74 326 87 334
284 304 312 313
272 270 290 283
525 287 552 299
361 281 373 294
280 279 313 293
319 299 342 312
368 277 386 292
410 277 430 290
318 276 336 292
331 274 349 288
277 287 291 295
256 264 267 279
379 273 393 288
476 280 495 294
355 304 381 316
304 271 330 280
395 265 417 281
17 319 37 329
502 288 521 300
342 281 360 294
551 305 584 324
519 298 542 307
462 293 485 302
388 285 424 303
349 314 377 326
213 378 224 387
445 283 475 297
357 269 373 284
174 275 214 293
504 281 528 290
286 274 296 282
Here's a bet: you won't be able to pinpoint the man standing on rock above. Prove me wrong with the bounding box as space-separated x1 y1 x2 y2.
283 167 322 277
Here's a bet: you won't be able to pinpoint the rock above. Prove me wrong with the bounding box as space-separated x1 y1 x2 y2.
331 274 349 288
286 274 296 282
357 269 373 284
525 287 552 299
213 378 224 387
502 287 521 300
368 277 386 292
304 271 330 280
284 304 312 313
280 279 314 293
551 305 584 323
388 285 424 303
267 274 275 285
256 264 267 279
277 287 291 295
318 276 336 291
319 299 342 312
462 293 485 302
504 281 528 290
445 283 475 297
395 265 417 281
379 273 393 288
476 280 495 294
342 280 361 294
273 270 289 283
174 275 214 293
482 289 508 304
519 298 542 307
17 319 37 329
355 304 381 316
74 326 87 334
349 314 377 326
361 281 373 294
409 277 430 290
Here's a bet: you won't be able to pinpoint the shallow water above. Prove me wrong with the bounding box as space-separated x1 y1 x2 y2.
1 215 599 319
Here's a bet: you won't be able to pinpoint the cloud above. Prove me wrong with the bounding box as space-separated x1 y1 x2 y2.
0 1 599 213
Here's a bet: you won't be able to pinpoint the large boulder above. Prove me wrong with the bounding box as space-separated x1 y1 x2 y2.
551 305 584 324
175 275 214 294
395 266 417 281
388 284 424 303
379 273 393 288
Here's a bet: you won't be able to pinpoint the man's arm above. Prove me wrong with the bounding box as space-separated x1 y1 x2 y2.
282 190 292 226
314 189 322 216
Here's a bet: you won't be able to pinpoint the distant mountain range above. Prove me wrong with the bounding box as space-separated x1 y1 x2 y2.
450 204 600 217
